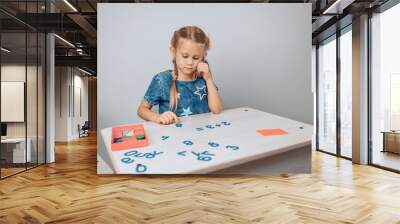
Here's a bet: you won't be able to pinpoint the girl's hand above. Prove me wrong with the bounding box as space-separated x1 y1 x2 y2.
156 111 180 125
196 61 212 82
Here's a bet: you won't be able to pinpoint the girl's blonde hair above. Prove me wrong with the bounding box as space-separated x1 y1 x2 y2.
169 26 210 112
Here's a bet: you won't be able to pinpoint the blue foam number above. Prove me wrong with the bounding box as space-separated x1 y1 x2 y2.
191 151 215 161
198 156 212 161
177 151 187 156
226 145 239 150
205 125 215 129
124 150 138 156
196 127 204 131
143 151 163 159
121 157 134 164
124 150 163 159
136 164 147 173
161 136 170 140
202 151 215 156
175 123 183 128
215 124 221 127
221 121 231 126
133 152 145 157
208 142 219 148
183 140 193 146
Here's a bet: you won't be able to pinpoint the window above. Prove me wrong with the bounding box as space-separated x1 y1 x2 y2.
318 35 337 155
340 28 352 158
371 2 400 171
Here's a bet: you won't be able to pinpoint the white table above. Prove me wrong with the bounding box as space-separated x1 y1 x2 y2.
1 138 32 163
100 107 312 174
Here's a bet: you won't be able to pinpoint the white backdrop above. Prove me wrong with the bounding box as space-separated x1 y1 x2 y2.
97 3 312 173
1 82 24 122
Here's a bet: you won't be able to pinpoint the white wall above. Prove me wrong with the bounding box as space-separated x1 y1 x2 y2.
55 67 69 141
1 82 24 122
72 72 89 138
1 65 40 138
1 65 26 127
98 3 312 172
55 67 89 141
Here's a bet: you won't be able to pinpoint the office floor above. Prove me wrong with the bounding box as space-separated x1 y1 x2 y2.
1 167 25 177
0 134 399 223
1 163 45 178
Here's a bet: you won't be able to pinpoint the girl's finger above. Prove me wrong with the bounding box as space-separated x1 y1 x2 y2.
157 116 163 124
160 117 167 125
162 112 170 119
171 113 180 123
165 112 174 122
169 111 178 121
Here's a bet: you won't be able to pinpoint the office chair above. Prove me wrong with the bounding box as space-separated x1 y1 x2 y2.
79 121 90 138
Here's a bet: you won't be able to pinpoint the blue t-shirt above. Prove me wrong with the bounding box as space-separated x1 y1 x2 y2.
143 70 212 117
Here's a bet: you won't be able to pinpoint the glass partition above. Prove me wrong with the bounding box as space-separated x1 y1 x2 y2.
371 3 400 171
339 28 352 158
1 31 28 177
0 1 46 179
317 35 337 155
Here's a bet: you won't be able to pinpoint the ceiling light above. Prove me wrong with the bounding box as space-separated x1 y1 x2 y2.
323 0 341 14
78 67 93 76
63 0 78 12
1 47 11 53
323 0 354 14
54 34 75 48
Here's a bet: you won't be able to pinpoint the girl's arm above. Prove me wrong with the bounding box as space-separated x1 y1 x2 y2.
197 62 223 114
205 77 223 114
137 100 160 122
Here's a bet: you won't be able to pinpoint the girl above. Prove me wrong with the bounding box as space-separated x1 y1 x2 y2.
137 26 223 125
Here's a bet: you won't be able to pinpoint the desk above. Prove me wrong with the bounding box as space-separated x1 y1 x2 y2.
101 107 312 174
382 131 400 154
1 138 32 163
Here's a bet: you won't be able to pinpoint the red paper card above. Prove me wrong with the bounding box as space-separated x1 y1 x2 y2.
257 129 288 136
111 124 149 151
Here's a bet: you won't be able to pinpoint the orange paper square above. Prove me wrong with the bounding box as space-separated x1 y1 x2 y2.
111 124 149 151
257 129 288 136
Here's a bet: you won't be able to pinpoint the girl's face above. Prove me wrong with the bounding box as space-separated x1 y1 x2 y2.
171 38 206 77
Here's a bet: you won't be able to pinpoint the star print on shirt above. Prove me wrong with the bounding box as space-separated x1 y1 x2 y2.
194 85 207 101
181 107 193 117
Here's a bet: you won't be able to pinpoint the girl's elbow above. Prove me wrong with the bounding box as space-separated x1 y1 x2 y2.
211 107 223 114
137 105 146 118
